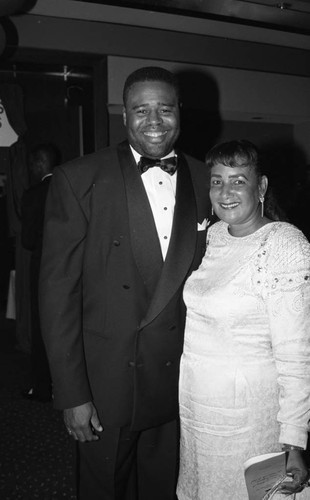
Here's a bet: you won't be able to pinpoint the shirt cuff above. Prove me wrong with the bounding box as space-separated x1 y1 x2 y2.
279 423 308 450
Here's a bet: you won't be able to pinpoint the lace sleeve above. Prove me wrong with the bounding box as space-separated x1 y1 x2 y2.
264 225 310 448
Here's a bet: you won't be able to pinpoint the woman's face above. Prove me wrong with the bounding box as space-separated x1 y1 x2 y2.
210 162 268 236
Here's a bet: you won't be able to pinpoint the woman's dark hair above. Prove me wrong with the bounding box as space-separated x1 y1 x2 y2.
122 66 180 106
206 139 288 222
205 140 263 174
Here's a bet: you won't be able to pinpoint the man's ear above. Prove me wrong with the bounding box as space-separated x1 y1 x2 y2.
122 106 127 126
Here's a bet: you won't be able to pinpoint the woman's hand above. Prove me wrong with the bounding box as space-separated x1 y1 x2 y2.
278 450 309 494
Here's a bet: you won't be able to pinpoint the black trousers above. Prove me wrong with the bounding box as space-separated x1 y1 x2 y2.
77 420 179 500
29 254 51 398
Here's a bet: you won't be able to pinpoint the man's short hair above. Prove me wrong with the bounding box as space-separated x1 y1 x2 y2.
30 143 61 169
122 66 180 105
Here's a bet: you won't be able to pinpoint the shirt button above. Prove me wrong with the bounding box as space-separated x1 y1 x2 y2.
164 236 168 240
163 207 167 211
123 285 130 289
113 240 120 246
159 181 163 185
165 361 173 367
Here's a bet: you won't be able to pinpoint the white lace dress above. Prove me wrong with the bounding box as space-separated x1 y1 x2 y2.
177 221 310 500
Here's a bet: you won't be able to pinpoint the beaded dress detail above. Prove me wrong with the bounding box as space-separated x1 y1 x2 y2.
177 221 310 500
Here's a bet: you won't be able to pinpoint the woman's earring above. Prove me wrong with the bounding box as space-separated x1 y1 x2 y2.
259 196 264 218
211 206 214 216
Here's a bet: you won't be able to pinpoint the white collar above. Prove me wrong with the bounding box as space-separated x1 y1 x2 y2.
41 173 53 181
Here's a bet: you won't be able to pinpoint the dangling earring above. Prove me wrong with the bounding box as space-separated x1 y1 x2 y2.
259 196 264 218
211 206 214 216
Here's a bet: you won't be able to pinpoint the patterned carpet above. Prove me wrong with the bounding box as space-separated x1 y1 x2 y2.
1 307 309 500
0 309 77 500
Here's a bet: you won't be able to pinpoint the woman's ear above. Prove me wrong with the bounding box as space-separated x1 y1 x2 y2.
259 175 268 198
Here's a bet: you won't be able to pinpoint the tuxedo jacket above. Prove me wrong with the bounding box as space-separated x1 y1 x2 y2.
40 141 210 431
22 175 52 293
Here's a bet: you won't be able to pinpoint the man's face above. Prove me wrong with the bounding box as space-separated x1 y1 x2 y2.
123 80 180 159
29 154 42 183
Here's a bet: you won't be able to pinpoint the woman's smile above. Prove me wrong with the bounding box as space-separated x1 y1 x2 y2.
219 202 240 209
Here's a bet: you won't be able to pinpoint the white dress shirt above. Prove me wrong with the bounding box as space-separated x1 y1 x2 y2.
130 146 177 260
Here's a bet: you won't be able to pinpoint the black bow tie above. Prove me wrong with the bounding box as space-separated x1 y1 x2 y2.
138 156 178 176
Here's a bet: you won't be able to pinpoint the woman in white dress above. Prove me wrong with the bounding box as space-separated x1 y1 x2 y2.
177 140 310 500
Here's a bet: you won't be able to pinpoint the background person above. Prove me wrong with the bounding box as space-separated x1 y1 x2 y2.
39 66 210 500
21 143 60 402
177 140 310 500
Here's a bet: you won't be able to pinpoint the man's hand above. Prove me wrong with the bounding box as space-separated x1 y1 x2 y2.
64 402 103 442
278 450 309 494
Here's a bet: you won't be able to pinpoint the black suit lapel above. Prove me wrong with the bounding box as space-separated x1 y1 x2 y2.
140 152 197 328
117 142 163 297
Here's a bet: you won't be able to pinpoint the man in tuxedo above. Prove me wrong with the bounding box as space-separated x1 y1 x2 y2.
21 143 60 401
40 67 210 500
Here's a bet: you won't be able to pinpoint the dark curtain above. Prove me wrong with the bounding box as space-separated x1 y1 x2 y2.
1 83 31 352
1 83 28 235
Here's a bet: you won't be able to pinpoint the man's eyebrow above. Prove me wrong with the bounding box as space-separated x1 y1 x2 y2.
132 102 176 109
132 103 148 109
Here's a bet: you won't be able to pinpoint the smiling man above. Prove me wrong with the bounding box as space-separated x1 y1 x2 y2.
123 76 180 160
39 66 211 500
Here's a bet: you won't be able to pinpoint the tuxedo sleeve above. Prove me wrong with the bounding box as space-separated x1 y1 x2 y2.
39 166 92 409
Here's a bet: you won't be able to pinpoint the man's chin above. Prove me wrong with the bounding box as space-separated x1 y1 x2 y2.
141 143 172 159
